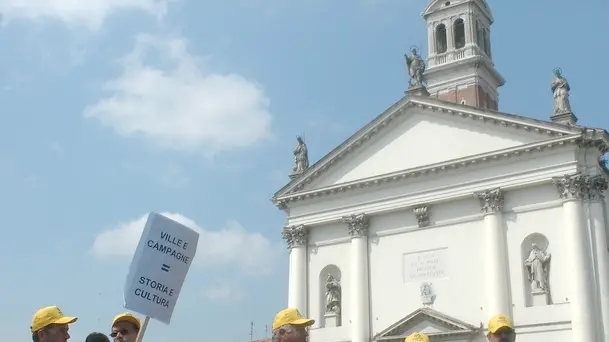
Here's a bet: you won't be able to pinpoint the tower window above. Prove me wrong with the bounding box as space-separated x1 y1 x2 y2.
482 28 490 56
484 29 492 57
453 19 465 49
476 21 484 51
435 24 447 54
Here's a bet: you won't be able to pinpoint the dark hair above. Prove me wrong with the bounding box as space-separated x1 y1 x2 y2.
85 332 111 342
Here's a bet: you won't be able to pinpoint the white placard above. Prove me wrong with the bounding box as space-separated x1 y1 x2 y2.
403 248 448 283
124 212 199 324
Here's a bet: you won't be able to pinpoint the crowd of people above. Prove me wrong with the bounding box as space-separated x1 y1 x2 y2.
270 308 516 342
30 306 141 342
30 305 516 342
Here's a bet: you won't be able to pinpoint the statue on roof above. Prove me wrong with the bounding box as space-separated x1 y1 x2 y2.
291 136 309 176
551 68 572 114
405 47 426 89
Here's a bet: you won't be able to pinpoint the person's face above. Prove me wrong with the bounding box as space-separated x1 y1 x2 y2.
39 324 71 342
488 327 516 342
280 325 308 342
111 322 138 342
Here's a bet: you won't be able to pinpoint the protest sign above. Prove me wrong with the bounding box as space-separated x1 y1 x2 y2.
124 212 199 325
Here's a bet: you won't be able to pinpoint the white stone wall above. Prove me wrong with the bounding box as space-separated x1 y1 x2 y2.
304 183 576 342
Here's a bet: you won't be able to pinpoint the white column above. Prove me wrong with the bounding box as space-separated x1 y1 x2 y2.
427 22 436 56
587 175 609 341
342 213 370 342
282 225 308 315
474 188 512 319
553 174 600 341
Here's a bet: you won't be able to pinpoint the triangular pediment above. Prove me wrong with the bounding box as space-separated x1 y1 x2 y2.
273 96 580 200
373 308 481 342
422 0 492 21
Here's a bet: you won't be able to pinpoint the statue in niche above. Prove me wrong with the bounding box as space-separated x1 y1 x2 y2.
551 68 572 114
524 243 551 294
291 136 309 175
325 275 341 314
405 47 426 89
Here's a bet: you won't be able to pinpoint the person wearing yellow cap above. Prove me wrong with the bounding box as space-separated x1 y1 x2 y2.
271 308 315 342
30 305 77 342
487 314 516 342
110 312 141 342
405 332 429 342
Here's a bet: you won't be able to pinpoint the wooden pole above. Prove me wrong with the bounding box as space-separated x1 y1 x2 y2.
134 316 151 342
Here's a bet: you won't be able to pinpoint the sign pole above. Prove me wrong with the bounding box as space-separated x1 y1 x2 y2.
135 316 150 342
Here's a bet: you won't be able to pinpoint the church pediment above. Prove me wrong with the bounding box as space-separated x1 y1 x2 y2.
272 96 582 203
373 308 481 342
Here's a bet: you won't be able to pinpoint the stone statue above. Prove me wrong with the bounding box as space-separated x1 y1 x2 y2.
405 47 426 89
420 282 436 307
325 274 341 314
524 243 551 294
291 136 309 175
551 68 572 114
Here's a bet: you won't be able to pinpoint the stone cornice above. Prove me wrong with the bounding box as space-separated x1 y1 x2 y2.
272 97 592 204
273 135 581 209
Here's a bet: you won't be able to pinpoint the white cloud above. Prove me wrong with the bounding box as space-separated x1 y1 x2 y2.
0 0 170 31
203 283 245 302
84 34 273 156
90 212 282 276
159 163 189 187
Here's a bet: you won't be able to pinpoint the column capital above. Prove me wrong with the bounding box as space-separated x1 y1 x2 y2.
552 173 586 201
342 213 369 238
586 174 608 201
282 225 308 249
474 188 504 214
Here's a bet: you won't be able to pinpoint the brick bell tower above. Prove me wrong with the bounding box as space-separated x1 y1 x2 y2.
422 0 505 110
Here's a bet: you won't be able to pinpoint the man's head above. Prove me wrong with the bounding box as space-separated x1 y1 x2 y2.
405 332 429 342
85 332 110 342
30 306 77 342
487 314 516 342
111 312 141 342
271 308 315 342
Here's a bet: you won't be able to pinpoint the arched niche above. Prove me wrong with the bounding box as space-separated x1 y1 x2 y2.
453 18 465 49
319 265 342 327
435 24 447 53
521 233 552 307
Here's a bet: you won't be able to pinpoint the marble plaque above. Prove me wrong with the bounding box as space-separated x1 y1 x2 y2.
403 248 448 283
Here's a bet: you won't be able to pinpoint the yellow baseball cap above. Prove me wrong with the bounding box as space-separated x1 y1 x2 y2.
272 308 315 331
112 312 141 330
405 332 430 342
488 314 514 334
30 306 77 332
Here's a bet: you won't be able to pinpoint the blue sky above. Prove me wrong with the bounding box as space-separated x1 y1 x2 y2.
0 0 607 341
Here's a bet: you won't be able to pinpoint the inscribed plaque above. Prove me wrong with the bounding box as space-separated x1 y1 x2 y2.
403 248 448 283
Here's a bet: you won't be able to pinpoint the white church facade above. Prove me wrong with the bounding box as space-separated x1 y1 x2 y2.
272 1 609 342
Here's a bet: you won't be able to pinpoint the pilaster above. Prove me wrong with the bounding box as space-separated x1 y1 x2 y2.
552 173 600 341
282 225 309 316
474 187 511 319
341 213 370 342
585 174 609 341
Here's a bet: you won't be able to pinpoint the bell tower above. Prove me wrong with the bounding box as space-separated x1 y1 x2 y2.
422 0 505 110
